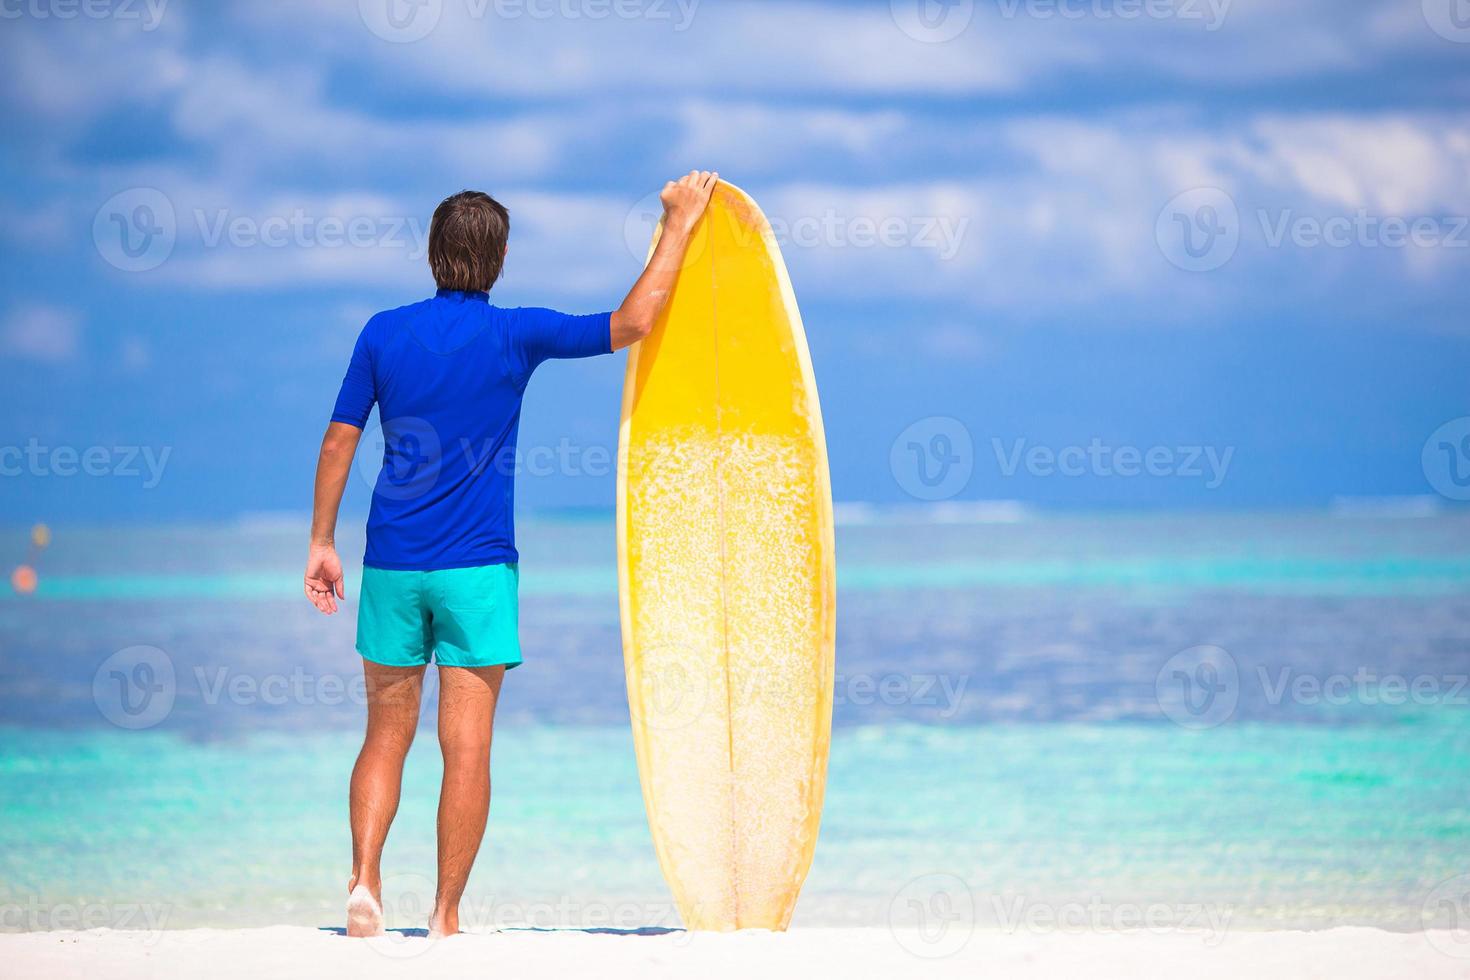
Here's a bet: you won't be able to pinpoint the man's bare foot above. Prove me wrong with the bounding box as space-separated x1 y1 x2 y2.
346 877 384 938
427 904 459 939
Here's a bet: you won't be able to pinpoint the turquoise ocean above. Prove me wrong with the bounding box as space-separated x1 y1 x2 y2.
2 511 1468 933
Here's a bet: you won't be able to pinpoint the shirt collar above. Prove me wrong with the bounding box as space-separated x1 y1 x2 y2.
435 288 490 303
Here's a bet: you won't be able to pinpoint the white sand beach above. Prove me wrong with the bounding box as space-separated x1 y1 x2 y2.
5 926 1467 979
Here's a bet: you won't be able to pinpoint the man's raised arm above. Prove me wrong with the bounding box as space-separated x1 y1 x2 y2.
609 170 718 351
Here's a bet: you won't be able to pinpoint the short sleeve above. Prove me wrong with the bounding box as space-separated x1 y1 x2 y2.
330 324 376 428
511 308 613 381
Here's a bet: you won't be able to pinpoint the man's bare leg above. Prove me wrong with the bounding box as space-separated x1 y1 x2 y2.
347 660 426 935
428 664 505 937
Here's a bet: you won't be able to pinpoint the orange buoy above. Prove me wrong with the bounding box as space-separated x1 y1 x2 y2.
31 524 51 550
11 565 38 596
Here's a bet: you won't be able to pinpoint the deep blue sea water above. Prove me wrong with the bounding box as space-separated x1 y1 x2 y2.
1 512 1468 932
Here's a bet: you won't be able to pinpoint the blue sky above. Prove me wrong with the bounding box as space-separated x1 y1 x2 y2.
1 0 1468 521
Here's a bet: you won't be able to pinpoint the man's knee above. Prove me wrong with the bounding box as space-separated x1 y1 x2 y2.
364 714 419 756
438 724 491 769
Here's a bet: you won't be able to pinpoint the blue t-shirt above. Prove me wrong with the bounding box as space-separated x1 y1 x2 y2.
331 289 612 571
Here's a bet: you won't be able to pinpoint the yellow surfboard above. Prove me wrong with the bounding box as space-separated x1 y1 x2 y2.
616 182 836 931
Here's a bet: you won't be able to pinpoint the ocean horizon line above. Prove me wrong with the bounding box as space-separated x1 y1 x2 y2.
3 495 1463 536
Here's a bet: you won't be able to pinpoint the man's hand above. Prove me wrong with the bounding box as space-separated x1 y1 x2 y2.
306 421 361 615
304 542 346 615
660 170 718 237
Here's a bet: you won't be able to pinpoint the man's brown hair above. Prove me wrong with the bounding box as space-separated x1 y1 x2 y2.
428 191 510 292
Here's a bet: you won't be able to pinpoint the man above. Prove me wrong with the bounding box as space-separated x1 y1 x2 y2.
304 170 719 938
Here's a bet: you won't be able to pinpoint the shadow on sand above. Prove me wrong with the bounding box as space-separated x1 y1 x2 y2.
320 926 682 938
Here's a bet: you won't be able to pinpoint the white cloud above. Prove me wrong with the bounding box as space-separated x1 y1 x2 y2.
6 1 1463 326
2 305 82 364
1240 116 1470 214
231 0 1032 95
0 200 71 249
225 0 1448 96
89 106 1469 321
1 12 192 120
166 59 569 182
671 101 910 173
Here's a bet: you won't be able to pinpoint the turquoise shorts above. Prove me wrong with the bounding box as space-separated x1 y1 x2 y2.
357 563 522 669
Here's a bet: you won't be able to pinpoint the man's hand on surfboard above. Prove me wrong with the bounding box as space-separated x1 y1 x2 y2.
660 170 718 237
610 169 719 350
304 543 346 615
